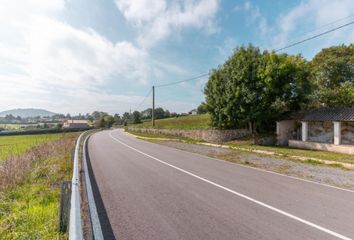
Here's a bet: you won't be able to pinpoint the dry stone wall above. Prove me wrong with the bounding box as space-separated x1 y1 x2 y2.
128 128 250 143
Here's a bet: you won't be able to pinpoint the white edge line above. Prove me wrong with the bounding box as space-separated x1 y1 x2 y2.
122 129 354 194
109 131 352 240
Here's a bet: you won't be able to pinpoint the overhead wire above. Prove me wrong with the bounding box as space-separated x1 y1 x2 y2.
133 17 354 111
294 14 354 40
274 20 354 52
136 88 152 110
155 73 209 88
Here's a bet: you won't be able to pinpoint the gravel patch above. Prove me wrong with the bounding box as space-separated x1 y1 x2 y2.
153 140 354 190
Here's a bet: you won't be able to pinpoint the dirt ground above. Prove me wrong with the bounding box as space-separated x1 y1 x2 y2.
153 140 354 190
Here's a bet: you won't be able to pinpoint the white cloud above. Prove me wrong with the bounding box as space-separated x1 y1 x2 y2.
272 0 354 54
115 0 220 48
27 16 151 87
0 0 191 114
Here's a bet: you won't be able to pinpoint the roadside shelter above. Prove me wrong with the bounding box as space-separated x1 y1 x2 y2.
276 108 354 154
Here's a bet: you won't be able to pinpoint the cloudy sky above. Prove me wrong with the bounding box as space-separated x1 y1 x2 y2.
0 0 353 115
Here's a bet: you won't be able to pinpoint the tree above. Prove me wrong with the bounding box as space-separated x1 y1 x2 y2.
122 112 131 124
197 102 208 114
113 114 122 125
94 117 105 128
103 115 115 128
132 111 142 124
154 107 166 119
310 44 354 107
141 108 152 120
205 45 263 130
205 44 311 133
5 114 15 122
256 51 311 131
164 110 170 118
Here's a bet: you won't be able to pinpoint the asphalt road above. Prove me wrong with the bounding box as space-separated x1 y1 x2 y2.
87 129 354 240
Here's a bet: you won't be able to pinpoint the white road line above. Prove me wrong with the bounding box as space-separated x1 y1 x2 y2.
124 129 354 194
109 131 352 240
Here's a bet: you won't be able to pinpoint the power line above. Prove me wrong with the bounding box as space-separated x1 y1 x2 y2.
134 19 354 114
275 20 354 52
295 14 354 40
154 19 354 91
136 88 152 110
155 73 209 88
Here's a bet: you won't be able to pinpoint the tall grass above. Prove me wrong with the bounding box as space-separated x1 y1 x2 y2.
0 134 62 161
0 133 78 239
131 114 211 130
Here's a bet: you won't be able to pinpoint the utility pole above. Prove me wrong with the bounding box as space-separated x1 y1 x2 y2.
152 85 155 127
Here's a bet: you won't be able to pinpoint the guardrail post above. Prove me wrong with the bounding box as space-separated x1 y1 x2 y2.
59 180 72 232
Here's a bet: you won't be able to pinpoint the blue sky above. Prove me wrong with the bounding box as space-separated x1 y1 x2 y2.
0 0 353 115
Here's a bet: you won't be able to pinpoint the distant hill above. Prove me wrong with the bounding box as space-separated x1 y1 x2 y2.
0 108 57 118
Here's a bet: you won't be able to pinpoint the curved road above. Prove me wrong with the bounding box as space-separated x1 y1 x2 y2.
87 129 354 240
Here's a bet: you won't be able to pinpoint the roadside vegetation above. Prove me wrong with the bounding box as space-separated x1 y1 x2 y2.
0 133 79 239
130 114 211 130
0 134 63 161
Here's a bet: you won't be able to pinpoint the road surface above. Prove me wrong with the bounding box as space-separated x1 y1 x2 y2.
87 129 354 240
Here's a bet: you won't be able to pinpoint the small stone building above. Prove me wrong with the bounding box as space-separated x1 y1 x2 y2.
276 108 354 155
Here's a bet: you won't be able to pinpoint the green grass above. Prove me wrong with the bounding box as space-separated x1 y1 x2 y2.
0 134 63 161
228 142 354 164
0 124 41 131
0 124 22 130
127 129 204 144
0 133 78 239
130 114 211 130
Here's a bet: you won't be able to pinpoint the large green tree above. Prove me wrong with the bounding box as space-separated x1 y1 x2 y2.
132 111 142 124
310 44 354 107
205 45 311 132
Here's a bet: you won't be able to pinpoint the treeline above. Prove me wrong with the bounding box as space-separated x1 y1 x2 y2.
93 108 174 128
204 43 353 133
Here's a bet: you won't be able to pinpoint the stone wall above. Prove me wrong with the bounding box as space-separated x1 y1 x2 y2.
342 122 354 145
308 121 333 143
128 128 250 143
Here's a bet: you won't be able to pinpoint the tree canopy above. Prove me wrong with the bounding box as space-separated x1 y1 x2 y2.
309 44 354 107
205 44 311 132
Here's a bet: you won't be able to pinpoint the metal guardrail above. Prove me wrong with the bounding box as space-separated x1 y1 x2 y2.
69 132 85 239
69 131 103 240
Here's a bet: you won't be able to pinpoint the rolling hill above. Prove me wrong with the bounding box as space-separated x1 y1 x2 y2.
0 108 57 118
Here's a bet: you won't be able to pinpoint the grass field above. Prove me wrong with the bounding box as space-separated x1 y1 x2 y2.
131 114 211 130
0 124 22 130
0 134 63 161
230 142 354 164
0 132 79 239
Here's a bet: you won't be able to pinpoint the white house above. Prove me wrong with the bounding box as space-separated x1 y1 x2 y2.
62 120 89 129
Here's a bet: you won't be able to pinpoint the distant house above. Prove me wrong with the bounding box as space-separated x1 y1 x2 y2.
276 107 354 154
62 120 89 129
189 109 197 115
